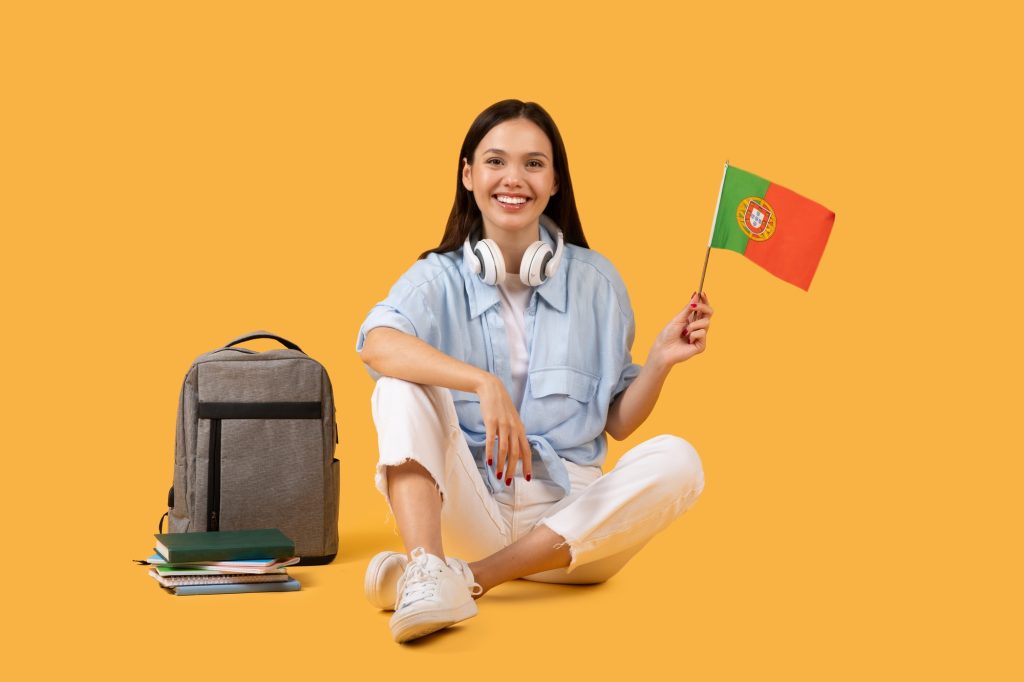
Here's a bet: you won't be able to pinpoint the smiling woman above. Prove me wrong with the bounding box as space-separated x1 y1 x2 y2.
460 118 559 261
422 99 587 261
356 99 713 644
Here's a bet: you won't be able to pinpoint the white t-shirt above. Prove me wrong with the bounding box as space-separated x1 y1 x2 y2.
497 275 532 408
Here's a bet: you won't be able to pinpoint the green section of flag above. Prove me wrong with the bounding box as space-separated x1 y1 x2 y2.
711 165 771 254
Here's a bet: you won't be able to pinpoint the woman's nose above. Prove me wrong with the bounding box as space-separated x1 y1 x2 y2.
502 171 522 188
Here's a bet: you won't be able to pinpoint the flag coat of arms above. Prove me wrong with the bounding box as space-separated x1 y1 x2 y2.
710 164 835 290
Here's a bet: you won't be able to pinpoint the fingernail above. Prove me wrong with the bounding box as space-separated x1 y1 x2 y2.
526 474 531 482
487 458 492 466
496 470 502 479
690 303 697 309
505 478 512 486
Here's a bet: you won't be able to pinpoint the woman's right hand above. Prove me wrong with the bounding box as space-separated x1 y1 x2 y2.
475 374 532 485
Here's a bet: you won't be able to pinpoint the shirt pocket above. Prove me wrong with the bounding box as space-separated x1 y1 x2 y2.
527 367 599 432
530 367 599 402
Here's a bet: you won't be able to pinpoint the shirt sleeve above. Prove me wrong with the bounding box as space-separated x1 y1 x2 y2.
355 270 440 352
612 320 643 400
613 357 642 400
609 271 642 400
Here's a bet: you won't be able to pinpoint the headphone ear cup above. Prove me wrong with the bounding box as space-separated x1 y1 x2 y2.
520 241 554 286
475 239 506 286
464 239 482 276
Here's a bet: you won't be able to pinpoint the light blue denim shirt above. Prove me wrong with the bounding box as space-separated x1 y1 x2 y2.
356 225 642 499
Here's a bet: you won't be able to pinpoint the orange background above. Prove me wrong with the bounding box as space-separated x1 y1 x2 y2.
2 1 1019 679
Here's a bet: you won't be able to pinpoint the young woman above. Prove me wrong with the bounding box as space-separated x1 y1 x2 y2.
356 100 712 643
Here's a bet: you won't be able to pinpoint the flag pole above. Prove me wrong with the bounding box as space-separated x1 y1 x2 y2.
694 160 728 308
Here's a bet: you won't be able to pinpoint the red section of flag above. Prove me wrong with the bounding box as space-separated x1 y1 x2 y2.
744 183 835 290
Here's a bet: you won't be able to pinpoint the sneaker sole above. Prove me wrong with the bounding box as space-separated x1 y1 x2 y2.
390 599 479 643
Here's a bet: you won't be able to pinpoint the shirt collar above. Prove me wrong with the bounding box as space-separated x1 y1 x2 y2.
462 217 568 319
462 242 501 319
533 217 568 313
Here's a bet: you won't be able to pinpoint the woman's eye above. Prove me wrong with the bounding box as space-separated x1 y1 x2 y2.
485 158 503 166
526 160 544 169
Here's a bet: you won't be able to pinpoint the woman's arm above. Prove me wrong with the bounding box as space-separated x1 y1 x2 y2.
605 292 714 440
361 327 532 481
361 326 486 393
604 358 671 441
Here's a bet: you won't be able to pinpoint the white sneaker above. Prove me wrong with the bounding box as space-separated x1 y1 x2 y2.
388 547 481 643
364 550 478 611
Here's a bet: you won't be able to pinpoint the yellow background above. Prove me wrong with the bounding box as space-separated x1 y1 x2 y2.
2 1 1019 678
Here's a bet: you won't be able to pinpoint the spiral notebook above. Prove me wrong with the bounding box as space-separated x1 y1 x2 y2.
148 569 289 588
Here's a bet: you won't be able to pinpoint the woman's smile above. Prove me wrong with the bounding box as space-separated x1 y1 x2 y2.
494 193 531 211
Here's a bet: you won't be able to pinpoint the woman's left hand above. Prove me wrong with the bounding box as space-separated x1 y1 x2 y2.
649 291 714 369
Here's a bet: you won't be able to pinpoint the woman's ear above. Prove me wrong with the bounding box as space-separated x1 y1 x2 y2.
461 158 473 191
551 175 559 196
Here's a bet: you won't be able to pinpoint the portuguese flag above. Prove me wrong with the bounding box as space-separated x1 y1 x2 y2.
710 164 835 290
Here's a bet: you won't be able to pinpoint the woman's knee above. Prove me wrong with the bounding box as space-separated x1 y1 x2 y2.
640 434 705 499
372 377 453 428
373 376 423 402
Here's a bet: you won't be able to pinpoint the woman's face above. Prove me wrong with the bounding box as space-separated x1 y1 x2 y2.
462 117 558 240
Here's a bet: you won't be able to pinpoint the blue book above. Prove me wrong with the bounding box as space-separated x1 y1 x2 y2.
172 577 301 596
146 554 299 572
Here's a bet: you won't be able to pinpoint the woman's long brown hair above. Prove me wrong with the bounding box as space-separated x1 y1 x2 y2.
420 99 588 259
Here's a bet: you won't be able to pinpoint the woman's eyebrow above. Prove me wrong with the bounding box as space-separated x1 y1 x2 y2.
482 148 550 160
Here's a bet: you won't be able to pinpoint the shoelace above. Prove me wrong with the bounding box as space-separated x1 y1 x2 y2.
395 549 484 609
396 550 443 609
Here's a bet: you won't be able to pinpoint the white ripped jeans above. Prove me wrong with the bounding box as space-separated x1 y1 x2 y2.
372 377 705 583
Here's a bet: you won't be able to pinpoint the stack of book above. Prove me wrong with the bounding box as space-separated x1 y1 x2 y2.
142 528 301 595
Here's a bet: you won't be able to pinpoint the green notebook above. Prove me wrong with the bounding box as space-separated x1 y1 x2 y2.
154 529 295 563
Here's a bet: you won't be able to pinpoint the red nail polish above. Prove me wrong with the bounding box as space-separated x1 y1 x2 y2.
496 471 502 479
487 459 493 466
690 303 697 308
505 478 511 486
526 474 531 482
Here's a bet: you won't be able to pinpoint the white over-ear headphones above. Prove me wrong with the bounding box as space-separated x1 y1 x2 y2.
463 218 565 287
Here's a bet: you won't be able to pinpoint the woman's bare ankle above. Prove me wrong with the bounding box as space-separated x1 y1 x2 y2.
408 545 445 561
468 560 495 596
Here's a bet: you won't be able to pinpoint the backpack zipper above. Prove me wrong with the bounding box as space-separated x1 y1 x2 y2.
207 418 221 531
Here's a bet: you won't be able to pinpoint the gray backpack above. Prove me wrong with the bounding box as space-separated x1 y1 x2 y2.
163 332 339 564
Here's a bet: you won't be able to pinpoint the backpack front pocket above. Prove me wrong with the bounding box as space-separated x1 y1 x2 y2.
197 401 324 547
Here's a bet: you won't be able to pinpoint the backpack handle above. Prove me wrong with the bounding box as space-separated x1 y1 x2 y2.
222 331 304 353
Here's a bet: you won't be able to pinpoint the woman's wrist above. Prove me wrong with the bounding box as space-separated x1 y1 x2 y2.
645 347 674 378
472 369 500 395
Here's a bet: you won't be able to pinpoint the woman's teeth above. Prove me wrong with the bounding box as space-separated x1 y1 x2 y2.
496 196 527 205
